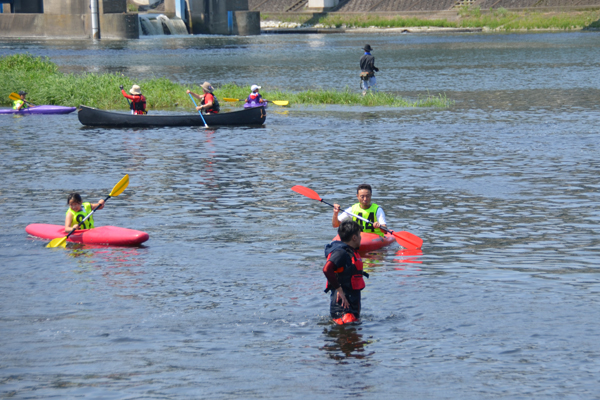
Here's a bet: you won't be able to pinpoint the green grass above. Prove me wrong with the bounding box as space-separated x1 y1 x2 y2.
262 9 600 31
1 54 453 109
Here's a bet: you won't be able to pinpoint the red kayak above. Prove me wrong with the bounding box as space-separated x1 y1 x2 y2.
26 224 149 246
332 231 395 253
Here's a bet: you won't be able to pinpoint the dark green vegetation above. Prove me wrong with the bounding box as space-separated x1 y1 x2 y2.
263 8 600 31
1 54 452 110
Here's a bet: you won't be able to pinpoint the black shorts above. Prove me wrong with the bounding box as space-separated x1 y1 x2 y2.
329 289 361 319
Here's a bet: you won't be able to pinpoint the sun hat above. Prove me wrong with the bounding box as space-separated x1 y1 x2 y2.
201 82 214 93
129 85 142 95
363 44 373 52
251 84 261 91
18 90 27 95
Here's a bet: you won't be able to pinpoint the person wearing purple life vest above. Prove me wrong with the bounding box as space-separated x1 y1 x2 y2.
245 84 265 106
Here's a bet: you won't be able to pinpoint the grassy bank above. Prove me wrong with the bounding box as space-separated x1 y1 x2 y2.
262 8 600 30
1 54 453 109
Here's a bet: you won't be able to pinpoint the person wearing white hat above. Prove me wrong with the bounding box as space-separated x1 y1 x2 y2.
120 84 147 115
245 84 265 107
187 81 220 114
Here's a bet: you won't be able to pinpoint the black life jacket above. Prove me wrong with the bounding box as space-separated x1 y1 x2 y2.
324 241 368 293
129 94 147 114
201 94 220 113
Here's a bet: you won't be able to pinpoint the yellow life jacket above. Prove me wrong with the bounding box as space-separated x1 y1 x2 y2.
350 202 383 236
13 100 28 110
66 202 94 230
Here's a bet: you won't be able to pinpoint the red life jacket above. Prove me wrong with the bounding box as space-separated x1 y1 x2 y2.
325 246 367 292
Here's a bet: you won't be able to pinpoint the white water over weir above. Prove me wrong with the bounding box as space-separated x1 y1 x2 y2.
139 14 189 36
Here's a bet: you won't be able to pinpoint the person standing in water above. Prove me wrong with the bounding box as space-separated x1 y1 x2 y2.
359 44 379 95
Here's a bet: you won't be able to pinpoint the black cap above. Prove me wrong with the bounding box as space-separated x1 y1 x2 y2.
18 90 27 95
363 44 372 52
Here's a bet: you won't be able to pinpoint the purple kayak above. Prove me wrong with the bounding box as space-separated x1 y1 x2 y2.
243 101 268 109
0 105 77 115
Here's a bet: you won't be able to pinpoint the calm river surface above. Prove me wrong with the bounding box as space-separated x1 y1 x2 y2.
2 31 600 399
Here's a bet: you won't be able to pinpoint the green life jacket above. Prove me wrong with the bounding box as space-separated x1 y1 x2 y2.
13 99 28 110
350 202 383 237
66 202 94 230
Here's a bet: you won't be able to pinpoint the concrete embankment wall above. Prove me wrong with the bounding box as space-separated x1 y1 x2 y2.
0 0 139 39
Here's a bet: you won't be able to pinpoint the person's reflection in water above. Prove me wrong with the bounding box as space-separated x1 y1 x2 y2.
320 325 374 361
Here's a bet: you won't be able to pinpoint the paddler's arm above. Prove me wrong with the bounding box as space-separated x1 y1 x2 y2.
65 212 75 233
373 207 387 230
323 261 349 309
90 199 105 210
332 203 341 228
186 89 203 101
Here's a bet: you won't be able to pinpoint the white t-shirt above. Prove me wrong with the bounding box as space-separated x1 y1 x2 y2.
338 205 387 226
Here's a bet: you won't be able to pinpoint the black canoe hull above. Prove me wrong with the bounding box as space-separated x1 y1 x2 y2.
78 105 266 127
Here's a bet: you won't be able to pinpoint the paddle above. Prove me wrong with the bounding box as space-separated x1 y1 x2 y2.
46 174 130 248
188 93 209 128
291 185 423 250
222 97 289 106
9 92 36 106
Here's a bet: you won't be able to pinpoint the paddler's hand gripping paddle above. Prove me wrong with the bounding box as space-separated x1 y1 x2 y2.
46 174 130 248
291 185 423 250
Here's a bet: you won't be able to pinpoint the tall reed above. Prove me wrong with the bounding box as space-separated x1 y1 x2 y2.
1 54 453 109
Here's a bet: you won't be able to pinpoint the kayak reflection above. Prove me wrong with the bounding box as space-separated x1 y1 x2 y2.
68 246 146 288
320 325 374 361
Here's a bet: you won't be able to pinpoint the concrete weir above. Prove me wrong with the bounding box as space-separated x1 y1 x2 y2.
0 0 260 39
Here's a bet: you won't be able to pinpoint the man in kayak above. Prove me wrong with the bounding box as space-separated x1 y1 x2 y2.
245 84 265 106
65 193 105 233
187 82 220 114
332 184 387 237
360 44 379 96
13 90 33 111
323 220 368 324
120 84 147 115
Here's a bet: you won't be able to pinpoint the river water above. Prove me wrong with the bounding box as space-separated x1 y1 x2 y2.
1 31 600 398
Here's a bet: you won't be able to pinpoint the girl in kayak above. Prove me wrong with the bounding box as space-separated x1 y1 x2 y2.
245 84 265 106
13 90 33 111
65 193 105 233
120 84 147 115
187 82 220 114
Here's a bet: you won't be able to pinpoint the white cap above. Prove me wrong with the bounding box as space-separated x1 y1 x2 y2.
251 85 261 91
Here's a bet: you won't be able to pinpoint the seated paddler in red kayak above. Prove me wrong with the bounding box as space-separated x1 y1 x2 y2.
65 193 105 233
332 183 387 236
323 220 368 325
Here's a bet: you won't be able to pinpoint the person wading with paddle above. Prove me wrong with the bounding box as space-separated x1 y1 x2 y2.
332 184 388 237
323 220 368 324
359 44 379 96
13 90 33 111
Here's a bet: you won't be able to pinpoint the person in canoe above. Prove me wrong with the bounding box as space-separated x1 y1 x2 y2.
332 184 387 237
323 220 368 324
13 90 33 111
359 44 379 96
120 84 147 115
187 82 220 114
245 84 265 107
65 193 105 233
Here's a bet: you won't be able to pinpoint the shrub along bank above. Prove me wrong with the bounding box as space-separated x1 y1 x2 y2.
1 54 453 110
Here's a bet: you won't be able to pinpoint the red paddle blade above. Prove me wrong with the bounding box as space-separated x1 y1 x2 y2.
392 231 423 250
291 185 322 201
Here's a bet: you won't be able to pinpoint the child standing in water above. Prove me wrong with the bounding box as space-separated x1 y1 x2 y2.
64 193 105 233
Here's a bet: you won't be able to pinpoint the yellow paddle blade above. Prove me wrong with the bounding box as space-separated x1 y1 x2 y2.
272 100 289 106
109 174 129 197
223 97 240 102
46 236 68 248
9 92 20 101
